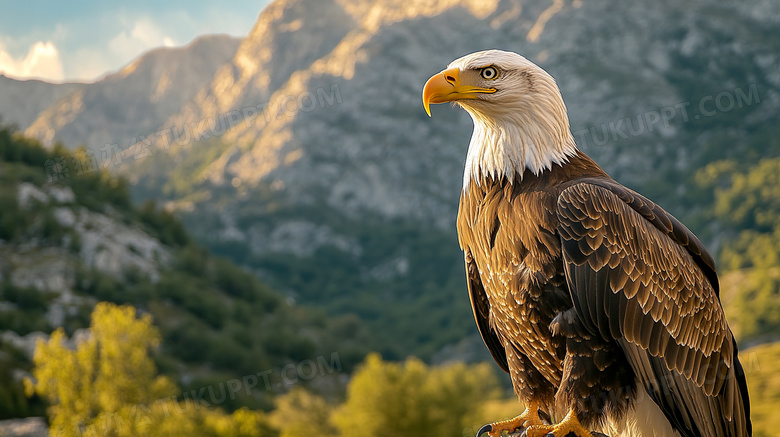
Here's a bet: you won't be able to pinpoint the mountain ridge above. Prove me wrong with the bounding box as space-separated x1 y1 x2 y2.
22 34 241 151
0 76 83 132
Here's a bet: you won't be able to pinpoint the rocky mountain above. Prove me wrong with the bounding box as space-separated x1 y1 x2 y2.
0 75 83 131
22 34 241 151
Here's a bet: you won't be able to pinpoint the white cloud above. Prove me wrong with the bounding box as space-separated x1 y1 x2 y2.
0 41 64 82
0 6 260 82
109 18 177 59
69 47 115 82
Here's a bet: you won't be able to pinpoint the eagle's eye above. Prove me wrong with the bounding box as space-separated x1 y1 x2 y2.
480 66 499 81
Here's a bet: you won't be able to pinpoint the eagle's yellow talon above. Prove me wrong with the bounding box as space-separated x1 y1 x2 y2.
524 410 593 437
479 402 546 437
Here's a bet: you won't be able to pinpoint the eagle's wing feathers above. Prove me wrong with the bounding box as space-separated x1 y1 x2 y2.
465 250 510 373
556 181 751 437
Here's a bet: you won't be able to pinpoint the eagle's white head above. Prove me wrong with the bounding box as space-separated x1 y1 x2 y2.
422 50 578 188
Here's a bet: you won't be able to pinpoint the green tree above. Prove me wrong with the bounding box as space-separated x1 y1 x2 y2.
139 403 276 437
25 302 277 437
730 268 780 339
711 158 780 234
332 353 501 437
269 387 337 437
26 302 177 436
698 157 780 340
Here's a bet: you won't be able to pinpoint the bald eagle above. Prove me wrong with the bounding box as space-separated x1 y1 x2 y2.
422 50 751 437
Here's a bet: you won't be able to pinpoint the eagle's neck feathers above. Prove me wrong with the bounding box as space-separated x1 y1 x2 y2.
463 112 578 189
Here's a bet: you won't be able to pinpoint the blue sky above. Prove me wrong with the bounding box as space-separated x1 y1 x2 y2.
0 1 273 83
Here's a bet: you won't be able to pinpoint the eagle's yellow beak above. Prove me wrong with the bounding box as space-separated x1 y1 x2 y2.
422 67 496 116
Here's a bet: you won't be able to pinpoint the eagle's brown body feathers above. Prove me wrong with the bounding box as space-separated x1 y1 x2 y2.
458 152 751 436
459 153 606 404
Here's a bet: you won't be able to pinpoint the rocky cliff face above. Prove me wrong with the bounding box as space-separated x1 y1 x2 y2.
22 35 241 151
1 182 170 331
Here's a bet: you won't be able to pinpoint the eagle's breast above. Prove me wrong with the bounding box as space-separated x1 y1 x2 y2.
457 171 572 386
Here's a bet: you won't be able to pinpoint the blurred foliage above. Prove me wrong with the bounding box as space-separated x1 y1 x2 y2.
462 397 526 437
129 138 232 200
268 356 519 437
741 343 780 437
25 303 176 436
0 282 53 334
703 158 780 239
728 268 780 342
22 305 512 437
25 302 277 437
332 353 501 437
0 339 44 420
138 201 191 247
697 157 780 341
269 387 338 437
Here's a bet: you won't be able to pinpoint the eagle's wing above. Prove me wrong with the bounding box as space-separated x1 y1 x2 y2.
556 180 751 437
465 250 509 373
